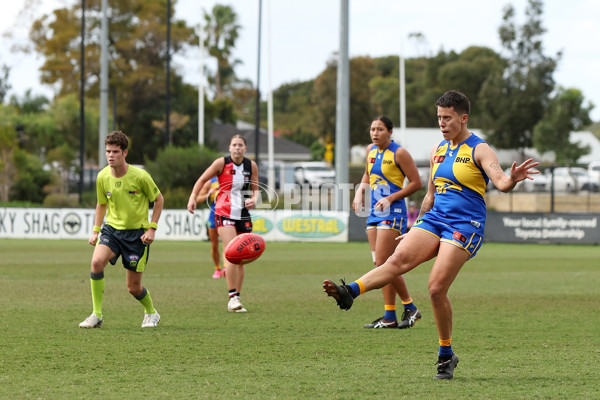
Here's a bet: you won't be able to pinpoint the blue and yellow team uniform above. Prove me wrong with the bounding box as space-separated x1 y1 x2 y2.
413 134 488 258
206 177 219 229
366 141 408 233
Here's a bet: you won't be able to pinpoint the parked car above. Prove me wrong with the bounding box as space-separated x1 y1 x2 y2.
588 161 600 186
517 169 548 192
258 160 286 190
293 162 335 187
549 167 599 192
487 168 548 192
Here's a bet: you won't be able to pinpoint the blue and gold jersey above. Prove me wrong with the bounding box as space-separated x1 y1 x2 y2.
430 133 488 228
208 177 219 204
366 141 407 223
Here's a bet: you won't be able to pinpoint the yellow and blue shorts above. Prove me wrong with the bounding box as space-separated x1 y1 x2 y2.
366 215 406 234
412 214 484 258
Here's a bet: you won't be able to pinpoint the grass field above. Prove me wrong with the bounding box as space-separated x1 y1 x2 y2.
0 239 598 399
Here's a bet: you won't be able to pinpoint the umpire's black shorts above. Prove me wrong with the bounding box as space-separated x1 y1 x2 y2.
98 224 150 272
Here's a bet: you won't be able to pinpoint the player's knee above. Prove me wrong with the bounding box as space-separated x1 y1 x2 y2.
386 252 409 273
128 284 143 297
428 281 448 302
90 258 106 273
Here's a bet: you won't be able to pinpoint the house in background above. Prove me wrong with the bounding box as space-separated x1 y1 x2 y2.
209 121 313 190
209 121 311 162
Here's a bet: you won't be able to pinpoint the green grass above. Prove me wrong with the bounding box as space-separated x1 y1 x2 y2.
0 239 598 399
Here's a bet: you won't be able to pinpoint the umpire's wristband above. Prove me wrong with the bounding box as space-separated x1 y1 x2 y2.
93 225 101 233
148 222 158 230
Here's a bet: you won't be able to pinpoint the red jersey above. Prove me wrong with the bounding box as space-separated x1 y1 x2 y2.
215 156 252 220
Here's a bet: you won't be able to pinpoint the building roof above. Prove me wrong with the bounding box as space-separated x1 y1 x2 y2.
209 121 311 161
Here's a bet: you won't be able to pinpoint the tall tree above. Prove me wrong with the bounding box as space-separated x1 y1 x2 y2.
45 143 77 195
311 57 337 143
370 56 400 123
312 55 376 146
368 48 503 129
203 4 241 99
348 56 377 145
9 149 52 203
479 0 559 151
0 65 11 104
15 93 99 162
411 51 458 128
29 0 196 164
436 46 504 127
9 89 49 114
533 88 593 165
0 123 17 202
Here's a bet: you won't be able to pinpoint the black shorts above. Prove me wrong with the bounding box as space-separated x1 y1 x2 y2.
98 225 150 272
215 215 253 233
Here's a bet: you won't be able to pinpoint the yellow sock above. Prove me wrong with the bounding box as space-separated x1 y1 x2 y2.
136 288 156 314
90 274 104 319
356 279 366 295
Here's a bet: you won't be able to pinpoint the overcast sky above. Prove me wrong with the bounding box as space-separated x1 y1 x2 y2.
1 0 598 121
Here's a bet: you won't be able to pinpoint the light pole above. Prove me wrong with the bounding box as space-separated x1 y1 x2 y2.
165 0 171 146
78 0 85 204
335 0 349 211
254 0 263 163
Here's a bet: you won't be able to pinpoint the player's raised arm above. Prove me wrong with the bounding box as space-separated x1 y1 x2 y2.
187 158 224 213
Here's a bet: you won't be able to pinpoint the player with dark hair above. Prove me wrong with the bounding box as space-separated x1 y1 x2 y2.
79 130 164 328
323 91 539 379
187 135 259 312
353 116 422 329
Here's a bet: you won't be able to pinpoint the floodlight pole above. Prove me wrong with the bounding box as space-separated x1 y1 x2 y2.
112 87 117 130
266 0 275 190
335 0 350 211
98 0 108 169
165 0 171 146
78 0 86 204
254 0 263 163
198 22 205 146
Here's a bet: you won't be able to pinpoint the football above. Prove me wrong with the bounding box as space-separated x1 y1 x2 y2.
224 233 266 264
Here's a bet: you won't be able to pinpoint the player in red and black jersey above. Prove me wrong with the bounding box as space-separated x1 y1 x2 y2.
187 135 259 313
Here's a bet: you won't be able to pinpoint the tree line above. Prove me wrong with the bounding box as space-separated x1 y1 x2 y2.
0 0 595 206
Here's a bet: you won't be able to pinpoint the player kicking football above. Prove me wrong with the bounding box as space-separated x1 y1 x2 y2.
323 91 539 379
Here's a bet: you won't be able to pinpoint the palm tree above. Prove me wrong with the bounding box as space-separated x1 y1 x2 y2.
203 5 241 99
